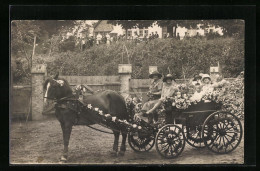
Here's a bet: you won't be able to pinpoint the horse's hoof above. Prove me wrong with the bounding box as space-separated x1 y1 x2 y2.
59 160 66 164
60 156 67 163
118 151 125 156
109 151 118 157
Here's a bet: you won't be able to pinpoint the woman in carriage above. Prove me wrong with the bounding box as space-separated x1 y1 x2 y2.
135 74 178 124
139 70 163 124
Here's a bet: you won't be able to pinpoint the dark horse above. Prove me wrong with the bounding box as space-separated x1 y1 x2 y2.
43 73 129 162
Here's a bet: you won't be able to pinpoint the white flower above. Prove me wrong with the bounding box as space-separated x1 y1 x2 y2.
87 104 92 109
112 117 117 122
98 110 103 115
132 124 137 128
105 114 111 118
138 126 142 129
94 108 99 111
56 80 64 86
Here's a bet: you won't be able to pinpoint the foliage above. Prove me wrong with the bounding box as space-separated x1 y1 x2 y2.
11 20 41 84
11 20 244 84
40 37 244 79
11 20 93 84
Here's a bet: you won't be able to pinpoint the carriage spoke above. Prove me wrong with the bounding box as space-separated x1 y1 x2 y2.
225 134 235 138
226 131 238 134
225 126 235 131
214 134 220 143
223 120 230 130
223 135 231 149
222 136 226 152
224 135 234 149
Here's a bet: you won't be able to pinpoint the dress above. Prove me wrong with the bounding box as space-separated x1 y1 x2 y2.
141 80 163 111
202 84 214 93
190 91 204 101
160 83 178 100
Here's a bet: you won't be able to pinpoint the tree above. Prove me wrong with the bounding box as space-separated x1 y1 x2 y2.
204 20 245 38
11 20 41 83
11 20 79 84
108 20 154 39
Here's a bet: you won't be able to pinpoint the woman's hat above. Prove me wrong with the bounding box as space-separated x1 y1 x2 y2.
163 74 175 82
201 74 211 81
149 71 162 79
193 74 202 81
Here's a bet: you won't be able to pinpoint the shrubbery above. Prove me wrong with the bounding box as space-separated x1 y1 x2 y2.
39 37 243 79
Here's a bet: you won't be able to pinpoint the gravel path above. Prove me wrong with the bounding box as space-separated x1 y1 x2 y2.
10 116 244 165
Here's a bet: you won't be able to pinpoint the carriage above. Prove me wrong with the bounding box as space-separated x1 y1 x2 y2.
127 100 243 159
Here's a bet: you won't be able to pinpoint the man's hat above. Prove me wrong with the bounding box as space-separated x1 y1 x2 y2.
149 71 162 79
193 74 202 81
163 74 175 82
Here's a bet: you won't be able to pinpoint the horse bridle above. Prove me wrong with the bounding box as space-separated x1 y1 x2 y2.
44 78 73 102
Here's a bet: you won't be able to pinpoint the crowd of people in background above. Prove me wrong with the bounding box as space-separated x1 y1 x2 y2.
75 31 206 51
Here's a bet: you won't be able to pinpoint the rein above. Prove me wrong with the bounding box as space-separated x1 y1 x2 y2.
44 95 75 102
86 125 114 134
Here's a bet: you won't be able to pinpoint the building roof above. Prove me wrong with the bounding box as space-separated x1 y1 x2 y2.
93 20 114 32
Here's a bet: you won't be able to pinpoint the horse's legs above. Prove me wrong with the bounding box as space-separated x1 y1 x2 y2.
118 132 127 156
60 121 73 161
111 130 120 156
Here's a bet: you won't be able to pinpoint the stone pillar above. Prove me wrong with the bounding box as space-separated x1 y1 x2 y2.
31 64 47 120
149 66 158 74
210 66 220 83
118 64 132 99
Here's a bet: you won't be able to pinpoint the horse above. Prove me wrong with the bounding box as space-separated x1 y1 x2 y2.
43 73 129 162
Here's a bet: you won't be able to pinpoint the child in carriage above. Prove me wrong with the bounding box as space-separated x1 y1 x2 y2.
190 83 203 101
201 74 214 93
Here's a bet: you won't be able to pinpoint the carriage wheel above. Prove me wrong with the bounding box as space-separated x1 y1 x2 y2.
184 125 206 148
128 130 155 152
202 111 243 154
155 124 185 159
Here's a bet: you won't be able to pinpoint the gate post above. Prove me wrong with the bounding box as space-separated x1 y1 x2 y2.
31 64 47 120
118 64 132 99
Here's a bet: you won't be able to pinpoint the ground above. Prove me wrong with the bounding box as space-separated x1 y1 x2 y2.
10 115 244 165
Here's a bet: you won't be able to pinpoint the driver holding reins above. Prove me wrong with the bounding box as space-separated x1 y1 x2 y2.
135 72 178 125
137 70 163 124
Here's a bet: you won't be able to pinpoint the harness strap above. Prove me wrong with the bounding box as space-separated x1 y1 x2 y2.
86 125 114 134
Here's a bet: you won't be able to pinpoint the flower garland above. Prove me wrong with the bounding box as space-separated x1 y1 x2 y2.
84 103 146 131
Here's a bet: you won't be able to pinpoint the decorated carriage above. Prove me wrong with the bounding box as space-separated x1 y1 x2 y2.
43 72 243 161
127 99 243 159
127 76 244 159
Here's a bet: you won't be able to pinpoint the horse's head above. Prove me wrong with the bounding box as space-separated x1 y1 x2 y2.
43 73 72 103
